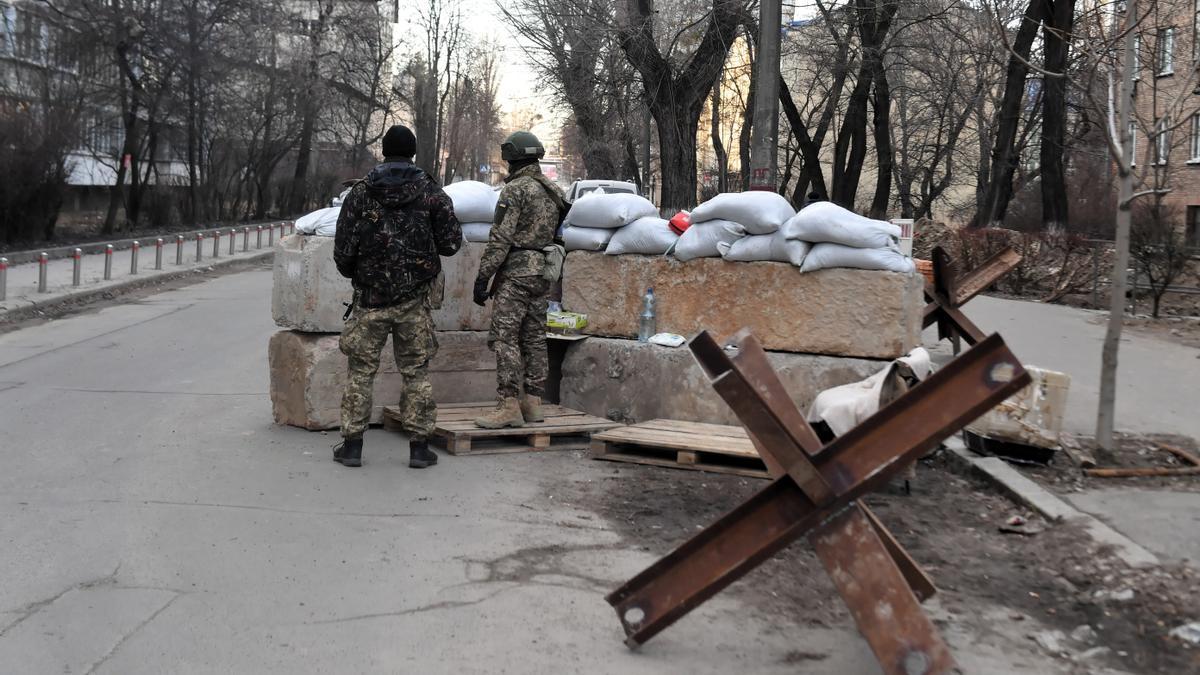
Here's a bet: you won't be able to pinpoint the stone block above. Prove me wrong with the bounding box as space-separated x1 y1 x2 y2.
560 336 884 425
269 330 496 431
271 235 491 333
561 252 924 359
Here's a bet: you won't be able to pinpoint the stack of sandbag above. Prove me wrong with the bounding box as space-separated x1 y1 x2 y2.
674 192 794 263
781 201 913 273
295 207 340 237
562 192 661 252
444 180 499 242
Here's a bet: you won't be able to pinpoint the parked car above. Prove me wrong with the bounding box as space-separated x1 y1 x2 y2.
565 179 639 203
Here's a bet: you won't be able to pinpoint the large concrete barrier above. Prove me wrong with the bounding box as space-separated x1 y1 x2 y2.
560 336 883 425
269 330 496 430
561 252 923 359
272 235 491 333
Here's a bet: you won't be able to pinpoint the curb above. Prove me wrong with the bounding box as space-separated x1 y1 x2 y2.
0 221 292 265
0 251 274 324
943 436 1160 569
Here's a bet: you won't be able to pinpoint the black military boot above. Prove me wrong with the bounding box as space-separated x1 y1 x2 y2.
409 439 438 469
333 437 363 467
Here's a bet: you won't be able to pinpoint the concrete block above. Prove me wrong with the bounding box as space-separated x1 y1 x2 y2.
271 235 491 333
269 329 496 430
560 336 883 425
561 252 924 359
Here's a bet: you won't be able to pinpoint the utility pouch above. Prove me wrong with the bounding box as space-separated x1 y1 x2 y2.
541 243 566 282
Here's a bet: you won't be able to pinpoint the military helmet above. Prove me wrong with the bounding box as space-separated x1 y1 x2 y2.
500 131 545 162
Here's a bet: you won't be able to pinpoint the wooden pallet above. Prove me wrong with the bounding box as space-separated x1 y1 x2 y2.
383 402 621 456
591 419 769 479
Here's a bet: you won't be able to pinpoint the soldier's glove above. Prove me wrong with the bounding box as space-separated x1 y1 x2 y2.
473 277 490 307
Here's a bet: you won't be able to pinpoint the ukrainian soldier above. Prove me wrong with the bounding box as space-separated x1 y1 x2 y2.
473 131 566 428
332 124 462 468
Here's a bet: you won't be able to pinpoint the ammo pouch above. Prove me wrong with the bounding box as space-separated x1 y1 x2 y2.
541 243 566 282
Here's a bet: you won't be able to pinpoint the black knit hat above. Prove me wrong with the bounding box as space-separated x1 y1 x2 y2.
382 124 417 159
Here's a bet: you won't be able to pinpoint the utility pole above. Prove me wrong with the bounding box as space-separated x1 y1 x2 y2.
748 0 782 191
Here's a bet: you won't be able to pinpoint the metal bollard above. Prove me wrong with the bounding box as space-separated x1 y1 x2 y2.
72 248 82 286
38 252 48 293
130 241 140 275
0 257 7 301
228 229 236 255
268 224 274 247
196 233 203 262
155 238 164 270
176 235 184 265
256 225 263 249
212 230 221 258
243 227 250 252
104 244 113 280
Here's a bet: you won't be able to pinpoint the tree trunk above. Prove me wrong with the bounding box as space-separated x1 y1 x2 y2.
654 98 701 211
978 0 1046 227
869 64 892 219
712 79 729 193
739 39 755 192
1040 0 1075 228
1097 0 1138 453
831 71 872 207
779 78 828 201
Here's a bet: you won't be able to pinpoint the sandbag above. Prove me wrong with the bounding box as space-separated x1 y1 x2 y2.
444 181 499 223
565 192 658 229
562 224 615 251
717 231 810 266
461 222 492 243
782 201 900 249
799 242 916 274
690 192 795 235
295 206 340 236
604 217 678 255
672 220 746 261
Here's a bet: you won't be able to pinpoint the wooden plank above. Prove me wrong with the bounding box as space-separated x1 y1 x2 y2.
437 434 593 456
953 247 1021 307
594 449 770 480
592 426 759 458
636 419 750 439
437 419 618 438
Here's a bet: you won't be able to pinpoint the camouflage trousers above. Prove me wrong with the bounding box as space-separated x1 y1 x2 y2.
339 292 438 440
488 275 550 399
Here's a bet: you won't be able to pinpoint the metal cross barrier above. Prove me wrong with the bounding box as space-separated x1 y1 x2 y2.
923 246 1021 353
606 329 1031 675
72 248 82 286
103 245 113 280
130 241 140 275
38 253 48 293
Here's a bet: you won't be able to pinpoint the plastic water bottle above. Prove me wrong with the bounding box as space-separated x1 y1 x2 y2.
638 287 656 342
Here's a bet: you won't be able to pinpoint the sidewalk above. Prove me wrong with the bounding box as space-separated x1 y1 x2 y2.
0 222 291 315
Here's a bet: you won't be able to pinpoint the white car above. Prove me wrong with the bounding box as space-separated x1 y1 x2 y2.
565 180 639 203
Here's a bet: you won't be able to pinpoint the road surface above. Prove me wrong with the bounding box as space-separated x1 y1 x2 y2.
0 269 1157 673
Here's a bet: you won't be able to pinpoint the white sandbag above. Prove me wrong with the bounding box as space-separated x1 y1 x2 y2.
807 348 932 436
565 192 658 229
717 231 810 266
296 206 341 236
443 180 499 223
461 222 492 243
690 192 795 235
672 220 746 261
799 242 916 274
782 201 900 249
604 217 678 255
562 224 615 251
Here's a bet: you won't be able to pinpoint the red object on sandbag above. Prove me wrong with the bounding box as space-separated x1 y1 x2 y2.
668 211 692 236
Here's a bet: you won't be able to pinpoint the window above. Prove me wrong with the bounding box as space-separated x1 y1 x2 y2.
1155 117 1171 164
1191 115 1200 161
1188 206 1200 249
1158 27 1175 75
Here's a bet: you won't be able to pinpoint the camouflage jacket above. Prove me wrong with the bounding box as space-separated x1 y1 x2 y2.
333 159 462 308
478 163 566 279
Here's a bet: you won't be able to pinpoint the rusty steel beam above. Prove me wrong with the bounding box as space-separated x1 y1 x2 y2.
860 503 937 603
811 503 956 674
607 334 1029 647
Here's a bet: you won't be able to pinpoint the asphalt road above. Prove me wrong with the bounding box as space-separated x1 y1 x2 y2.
0 269 1154 674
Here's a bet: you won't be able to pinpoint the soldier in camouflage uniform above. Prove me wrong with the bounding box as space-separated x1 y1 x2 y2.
472 131 566 429
332 124 462 468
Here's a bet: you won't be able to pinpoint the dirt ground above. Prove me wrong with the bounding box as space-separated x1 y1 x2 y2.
1027 433 1200 495
560 450 1200 674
